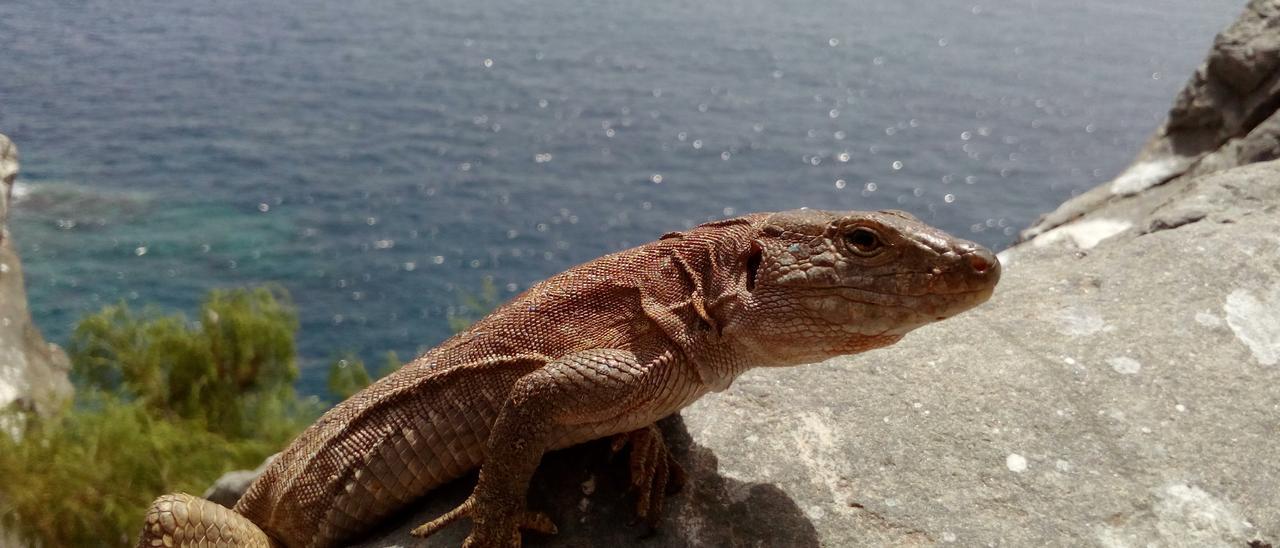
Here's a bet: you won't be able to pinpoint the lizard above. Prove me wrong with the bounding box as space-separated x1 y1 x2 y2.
137 208 1000 548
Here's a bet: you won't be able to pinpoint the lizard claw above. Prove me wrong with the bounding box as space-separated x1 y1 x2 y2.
610 423 685 530
411 495 557 546
515 511 558 535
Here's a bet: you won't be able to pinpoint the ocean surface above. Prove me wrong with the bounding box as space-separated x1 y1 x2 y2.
0 0 1240 395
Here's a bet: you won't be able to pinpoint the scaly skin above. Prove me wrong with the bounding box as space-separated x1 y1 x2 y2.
137 209 1000 548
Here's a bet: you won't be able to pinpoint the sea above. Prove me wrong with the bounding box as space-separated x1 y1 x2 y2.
0 0 1241 395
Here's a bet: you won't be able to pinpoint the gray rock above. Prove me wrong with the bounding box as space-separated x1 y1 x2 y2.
1023 0 1280 240
352 414 824 548
1184 109 1280 179
204 454 280 508
0 133 72 424
0 134 15 226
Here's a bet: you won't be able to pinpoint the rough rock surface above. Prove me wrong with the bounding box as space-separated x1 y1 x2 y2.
0 133 71 421
1023 0 1280 240
682 160 1278 547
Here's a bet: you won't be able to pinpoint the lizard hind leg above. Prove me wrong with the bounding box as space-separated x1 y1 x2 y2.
610 423 687 531
137 492 278 548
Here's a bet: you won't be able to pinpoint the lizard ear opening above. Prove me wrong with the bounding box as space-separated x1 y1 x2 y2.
745 241 762 291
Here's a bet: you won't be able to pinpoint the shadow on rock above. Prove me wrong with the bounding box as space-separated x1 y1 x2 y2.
353 415 819 547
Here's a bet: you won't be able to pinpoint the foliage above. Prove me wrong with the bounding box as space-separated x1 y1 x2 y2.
0 395 279 547
0 286 319 547
0 279 504 546
447 276 502 333
69 285 307 439
327 351 401 400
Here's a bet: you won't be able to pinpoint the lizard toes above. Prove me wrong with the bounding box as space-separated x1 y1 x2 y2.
642 444 670 528
666 456 687 494
518 510 558 536
460 510 556 548
411 496 476 538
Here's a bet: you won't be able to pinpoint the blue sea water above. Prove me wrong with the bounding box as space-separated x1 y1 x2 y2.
0 0 1240 394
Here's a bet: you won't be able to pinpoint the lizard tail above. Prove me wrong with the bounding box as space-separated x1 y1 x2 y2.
137 492 280 548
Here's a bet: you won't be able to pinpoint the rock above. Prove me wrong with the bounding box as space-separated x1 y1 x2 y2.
0 133 72 423
0 135 13 223
204 454 279 508
1022 0 1280 240
350 414 822 548
687 160 1278 547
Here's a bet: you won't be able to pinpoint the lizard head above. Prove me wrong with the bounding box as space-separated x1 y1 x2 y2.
723 208 1000 365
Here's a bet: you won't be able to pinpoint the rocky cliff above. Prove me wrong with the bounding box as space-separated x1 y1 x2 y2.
0 133 72 422
349 2 1280 546
1023 0 1280 239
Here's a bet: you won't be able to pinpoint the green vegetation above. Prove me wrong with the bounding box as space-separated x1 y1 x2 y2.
0 395 281 546
0 280 497 546
71 285 309 439
447 276 502 333
0 286 321 547
327 351 401 400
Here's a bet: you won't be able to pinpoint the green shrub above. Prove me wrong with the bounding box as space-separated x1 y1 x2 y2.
69 285 308 439
0 395 279 546
0 279 500 546
327 351 401 400
447 276 502 333
0 285 319 547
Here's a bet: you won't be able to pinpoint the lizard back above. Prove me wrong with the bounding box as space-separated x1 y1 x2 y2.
232 219 758 547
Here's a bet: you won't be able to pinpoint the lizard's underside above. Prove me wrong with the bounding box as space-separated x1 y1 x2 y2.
137 208 1000 548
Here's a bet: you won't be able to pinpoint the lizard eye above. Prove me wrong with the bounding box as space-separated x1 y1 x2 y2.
844 227 883 256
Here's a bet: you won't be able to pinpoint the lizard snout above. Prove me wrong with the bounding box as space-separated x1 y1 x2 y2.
965 247 996 274
962 246 1000 284
946 239 1000 290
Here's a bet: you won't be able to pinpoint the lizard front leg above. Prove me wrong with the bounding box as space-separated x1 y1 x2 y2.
412 347 683 547
611 423 686 531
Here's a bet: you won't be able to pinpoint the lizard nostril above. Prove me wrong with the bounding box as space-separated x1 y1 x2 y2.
967 250 995 274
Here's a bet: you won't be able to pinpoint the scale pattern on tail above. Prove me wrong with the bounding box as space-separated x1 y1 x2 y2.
139 493 277 548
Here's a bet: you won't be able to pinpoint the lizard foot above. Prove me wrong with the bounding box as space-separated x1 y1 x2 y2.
610 423 686 531
410 495 557 546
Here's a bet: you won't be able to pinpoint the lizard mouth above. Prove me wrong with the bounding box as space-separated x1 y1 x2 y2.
828 252 1000 307
802 250 1000 329
825 285 996 318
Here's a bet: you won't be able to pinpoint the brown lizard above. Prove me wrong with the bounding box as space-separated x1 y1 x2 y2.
137 208 1000 548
